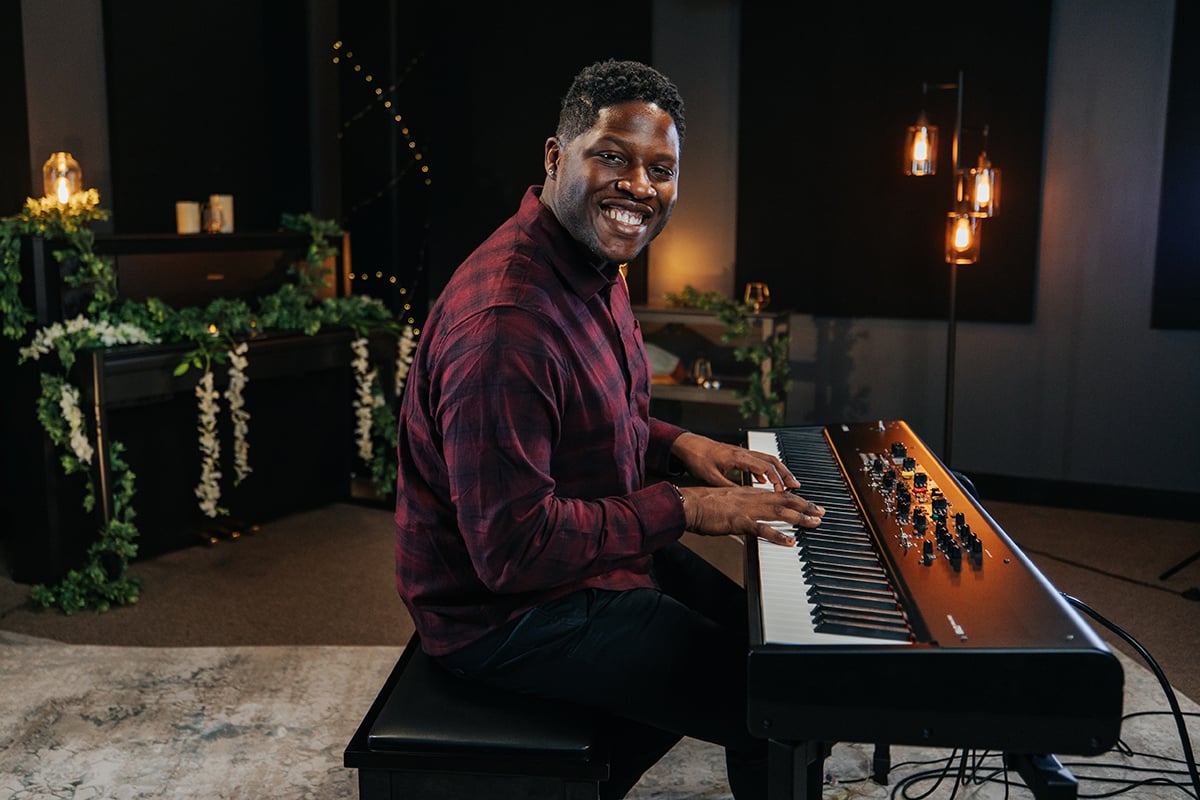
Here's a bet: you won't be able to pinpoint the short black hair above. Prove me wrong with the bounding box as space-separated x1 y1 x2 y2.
556 59 686 145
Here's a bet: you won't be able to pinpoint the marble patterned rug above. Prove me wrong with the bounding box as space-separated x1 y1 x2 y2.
2 631 1196 799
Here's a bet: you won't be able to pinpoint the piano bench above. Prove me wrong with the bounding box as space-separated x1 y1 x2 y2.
344 633 610 800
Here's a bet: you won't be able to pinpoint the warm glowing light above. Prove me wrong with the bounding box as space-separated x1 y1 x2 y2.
945 212 981 264
207 323 219 335
913 130 929 162
953 216 972 251
976 173 992 206
43 152 82 203
904 116 937 176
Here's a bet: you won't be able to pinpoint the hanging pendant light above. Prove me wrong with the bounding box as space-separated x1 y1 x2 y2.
945 211 981 264
958 126 1000 217
961 151 1001 218
904 110 938 176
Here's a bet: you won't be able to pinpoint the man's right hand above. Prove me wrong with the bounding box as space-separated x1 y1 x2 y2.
677 485 824 546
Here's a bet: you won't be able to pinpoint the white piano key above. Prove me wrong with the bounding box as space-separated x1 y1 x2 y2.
748 429 910 647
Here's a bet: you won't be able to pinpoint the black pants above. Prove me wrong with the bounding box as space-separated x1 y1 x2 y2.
437 541 768 799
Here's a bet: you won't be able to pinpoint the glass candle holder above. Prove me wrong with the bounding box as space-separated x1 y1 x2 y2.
744 282 770 313
42 152 82 204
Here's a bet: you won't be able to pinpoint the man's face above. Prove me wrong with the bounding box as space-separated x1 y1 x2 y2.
544 101 680 265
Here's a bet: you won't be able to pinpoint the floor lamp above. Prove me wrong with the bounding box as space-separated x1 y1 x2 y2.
904 69 1000 464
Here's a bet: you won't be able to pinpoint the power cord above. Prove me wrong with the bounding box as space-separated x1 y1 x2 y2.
1064 592 1200 798
826 596 1200 798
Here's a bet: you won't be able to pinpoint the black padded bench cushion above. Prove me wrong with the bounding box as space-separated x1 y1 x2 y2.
345 633 610 782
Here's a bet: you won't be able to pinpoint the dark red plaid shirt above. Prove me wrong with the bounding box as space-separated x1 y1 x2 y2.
394 186 688 656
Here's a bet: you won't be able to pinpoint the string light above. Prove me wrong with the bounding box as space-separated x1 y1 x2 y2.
333 40 430 188
332 39 431 297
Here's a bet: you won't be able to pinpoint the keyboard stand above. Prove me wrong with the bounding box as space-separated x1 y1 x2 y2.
767 740 832 800
1006 753 1079 800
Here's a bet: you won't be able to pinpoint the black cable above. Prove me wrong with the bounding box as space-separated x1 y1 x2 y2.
1064 592 1200 798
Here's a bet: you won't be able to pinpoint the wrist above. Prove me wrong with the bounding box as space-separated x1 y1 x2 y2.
669 483 690 530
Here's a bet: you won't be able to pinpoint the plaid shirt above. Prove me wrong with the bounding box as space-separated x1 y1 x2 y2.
395 187 688 656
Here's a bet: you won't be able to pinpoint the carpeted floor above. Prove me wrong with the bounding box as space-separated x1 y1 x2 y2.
1 499 1198 798
1 630 1196 799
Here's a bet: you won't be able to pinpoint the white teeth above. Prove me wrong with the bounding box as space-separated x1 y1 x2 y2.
606 208 644 226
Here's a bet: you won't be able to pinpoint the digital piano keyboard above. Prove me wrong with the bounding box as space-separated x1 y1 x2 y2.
743 421 1124 797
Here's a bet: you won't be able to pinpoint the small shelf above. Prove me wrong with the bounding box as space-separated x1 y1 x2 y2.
649 383 742 406
93 231 309 255
633 305 789 429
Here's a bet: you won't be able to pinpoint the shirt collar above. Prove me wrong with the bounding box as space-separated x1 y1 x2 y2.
522 186 621 303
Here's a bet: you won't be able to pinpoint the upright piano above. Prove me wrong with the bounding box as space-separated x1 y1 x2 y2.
743 421 1124 799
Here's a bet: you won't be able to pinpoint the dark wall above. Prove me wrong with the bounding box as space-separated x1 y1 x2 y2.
0 0 31 206
101 1 311 234
340 4 653 305
1152 0 1200 330
19 0 651 319
737 3 1051 323
303 3 654 318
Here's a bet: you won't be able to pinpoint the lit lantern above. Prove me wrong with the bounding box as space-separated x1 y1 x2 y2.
945 211 981 264
42 152 83 204
904 112 938 176
959 152 1001 218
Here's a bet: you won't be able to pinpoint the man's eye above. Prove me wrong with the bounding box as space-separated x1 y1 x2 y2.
651 167 676 180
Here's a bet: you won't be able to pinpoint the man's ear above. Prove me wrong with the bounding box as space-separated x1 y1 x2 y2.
544 137 561 178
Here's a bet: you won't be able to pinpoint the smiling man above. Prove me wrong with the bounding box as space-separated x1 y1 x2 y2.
393 59 825 800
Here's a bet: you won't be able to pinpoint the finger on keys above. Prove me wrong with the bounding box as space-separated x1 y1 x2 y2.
757 520 797 546
747 458 798 492
768 456 800 490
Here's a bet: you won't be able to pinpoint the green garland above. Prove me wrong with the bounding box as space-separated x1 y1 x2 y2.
662 285 789 427
1 193 411 613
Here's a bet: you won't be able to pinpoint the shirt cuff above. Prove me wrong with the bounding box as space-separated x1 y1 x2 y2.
629 480 688 545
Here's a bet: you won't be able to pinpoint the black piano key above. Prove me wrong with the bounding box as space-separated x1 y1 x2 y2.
812 608 911 634
805 573 893 593
807 587 903 612
805 568 888 589
814 619 913 642
799 548 882 570
800 542 878 559
801 555 885 574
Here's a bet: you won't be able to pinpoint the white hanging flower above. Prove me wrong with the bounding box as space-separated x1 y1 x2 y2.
224 342 252 485
351 337 379 463
394 325 416 397
194 369 224 518
58 382 94 465
19 315 157 362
